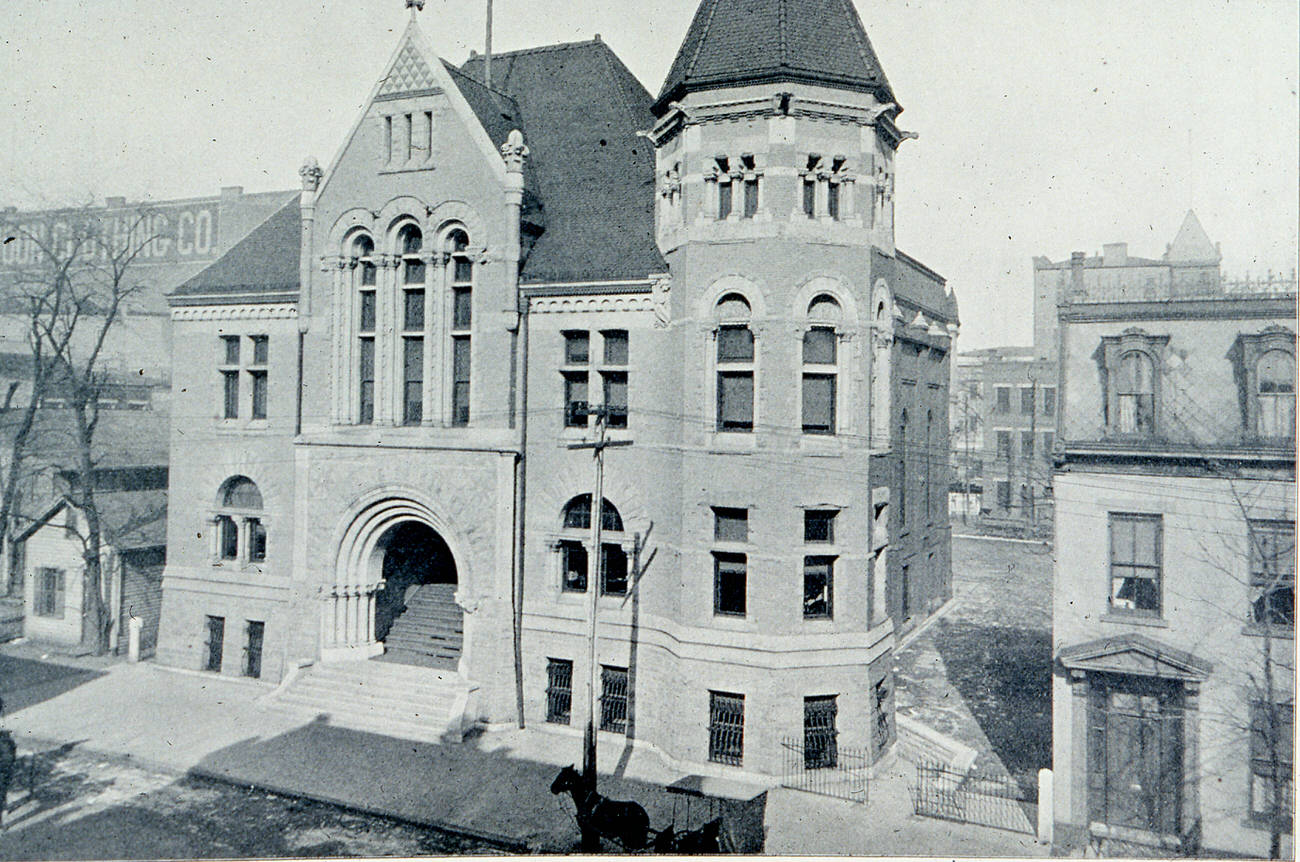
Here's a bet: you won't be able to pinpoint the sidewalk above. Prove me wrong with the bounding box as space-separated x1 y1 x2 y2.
0 648 1047 855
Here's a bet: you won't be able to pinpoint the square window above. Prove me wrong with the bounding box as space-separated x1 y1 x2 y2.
561 541 587 592
602 372 628 429
251 335 268 366
222 336 240 365
717 326 754 363
713 507 748 542
716 371 754 432
563 373 588 428
803 555 834 618
602 330 628 366
601 544 628 596
1020 431 1035 459
804 510 836 543
713 552 747 616
709 691 745 766
564 331 590 365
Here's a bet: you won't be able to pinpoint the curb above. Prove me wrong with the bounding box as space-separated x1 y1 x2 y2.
9 732 534 854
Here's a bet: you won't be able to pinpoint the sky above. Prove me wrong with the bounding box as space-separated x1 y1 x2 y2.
2 0 1296 349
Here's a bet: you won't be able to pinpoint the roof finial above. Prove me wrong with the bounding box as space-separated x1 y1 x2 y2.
406 0 425 18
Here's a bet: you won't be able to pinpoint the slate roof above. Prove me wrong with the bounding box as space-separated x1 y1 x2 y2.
0 407 170 470
169 197 301 301
655 0 896 114
460 40 666 283
1165 209 1219 263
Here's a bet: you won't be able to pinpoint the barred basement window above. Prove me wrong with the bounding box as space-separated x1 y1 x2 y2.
600 665 629 734
708 691 744 766
546 658 573 725
873 678 891 755
804 695 838 769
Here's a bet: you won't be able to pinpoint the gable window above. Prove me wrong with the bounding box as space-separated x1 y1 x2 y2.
558 495 628 596
713 507 748 617
1257 350 1296 439
708 691 745 766
995 386 1011 414
33 567 65 618
447 229 473 426
1250 702 1294 828
1249 520 1295 629
1108 513 1161 616
1102 333 1167 436
213 476 267 565
715 294 755 433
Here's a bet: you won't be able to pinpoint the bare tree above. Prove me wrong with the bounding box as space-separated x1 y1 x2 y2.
10 207 156 653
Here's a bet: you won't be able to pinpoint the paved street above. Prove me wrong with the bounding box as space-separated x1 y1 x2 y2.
895 534 1053 795
0 744 504 859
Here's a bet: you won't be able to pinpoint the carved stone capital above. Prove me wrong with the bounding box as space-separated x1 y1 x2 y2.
299 156 323 191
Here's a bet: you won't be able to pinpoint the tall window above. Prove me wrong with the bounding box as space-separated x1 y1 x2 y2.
448 229 473 426
546 658 573 725
1041 386 1056 416
250 336 268 420
898 409 907 526
1250 702 1294 828
243 620 264 679
220 336 239 419
601 330 629 428
995 386 1011 413
804 508 836 619
715 294 754 432
802 293 842 437
800 154 821 218
398 226 426 425
1116 351 1155 434
33 567 65 618
1020 386 1035 415
214 476 266 564
996 430 1012 460
804 695 838 769
558 495 627 596
1108 513 1161 616
709 692 745 766
1257 350 1296 438
354 233 377 424
714 156 732 219
739 154 760 219
600 665 629 734
1249 520 1295 629
1020 431 1035 460
562 331 589 427
713 507 748 616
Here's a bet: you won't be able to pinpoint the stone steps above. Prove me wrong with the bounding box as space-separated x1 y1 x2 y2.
380 583 464 671
267 660 473 743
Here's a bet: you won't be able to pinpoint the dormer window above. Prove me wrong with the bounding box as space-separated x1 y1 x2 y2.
1234 329 1297 441
1101 332 1168 437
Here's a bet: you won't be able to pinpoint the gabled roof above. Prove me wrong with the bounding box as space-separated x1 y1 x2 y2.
460 40 666 283
655 0 896 114
17 487 167 551
1165 209 1219 264
169 197 301 302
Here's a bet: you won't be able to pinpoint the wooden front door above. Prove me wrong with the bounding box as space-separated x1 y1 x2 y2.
1088 674 1184 835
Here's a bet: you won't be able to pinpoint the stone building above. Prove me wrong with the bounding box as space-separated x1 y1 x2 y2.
1050 234 1296 854
156 0 957 778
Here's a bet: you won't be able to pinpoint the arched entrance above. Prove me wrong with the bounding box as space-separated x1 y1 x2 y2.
370 520 462 669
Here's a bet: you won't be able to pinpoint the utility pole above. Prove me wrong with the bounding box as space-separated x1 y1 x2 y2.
1027 376 1037 526
566 405 631 849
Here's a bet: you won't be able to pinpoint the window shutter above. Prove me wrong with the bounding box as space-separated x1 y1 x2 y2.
55 569 66 619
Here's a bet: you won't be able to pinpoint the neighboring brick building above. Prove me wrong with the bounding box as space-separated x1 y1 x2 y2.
156 0 958 778
1050 231 1296 854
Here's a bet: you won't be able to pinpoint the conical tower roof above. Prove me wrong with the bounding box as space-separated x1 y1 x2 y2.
1165 210 1220 263
655 0 896 114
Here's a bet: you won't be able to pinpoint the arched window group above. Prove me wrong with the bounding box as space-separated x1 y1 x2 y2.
557 494 628 596
214 476 265 564
343 221 474 427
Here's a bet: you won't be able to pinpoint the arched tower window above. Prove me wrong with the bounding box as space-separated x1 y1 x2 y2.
715 293 754 432
557 495 628 596
1257 349 1296 438
214 476 266 564
396 224 426 426
802 294 842 435
446 228 473 426
349 233 377 425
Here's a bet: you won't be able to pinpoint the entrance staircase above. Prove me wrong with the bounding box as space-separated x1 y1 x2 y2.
266 660 475 743
377 582 463 670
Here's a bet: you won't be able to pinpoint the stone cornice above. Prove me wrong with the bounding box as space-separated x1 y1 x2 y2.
528 294 654 314
172 303 299 321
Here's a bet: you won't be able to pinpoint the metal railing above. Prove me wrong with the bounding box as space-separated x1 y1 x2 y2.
912 759 1036 834
780 737 869 804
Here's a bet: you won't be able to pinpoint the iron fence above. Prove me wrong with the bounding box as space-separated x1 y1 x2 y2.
912 759 1035 834
780 737 869 804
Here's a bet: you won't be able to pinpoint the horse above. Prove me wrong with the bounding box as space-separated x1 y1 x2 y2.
550 764 651 850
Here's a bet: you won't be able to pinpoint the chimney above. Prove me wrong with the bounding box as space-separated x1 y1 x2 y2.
1102 242 1127 267
1070 251 1086 299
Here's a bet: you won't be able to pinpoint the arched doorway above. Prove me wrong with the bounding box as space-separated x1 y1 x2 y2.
371 520 462 669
